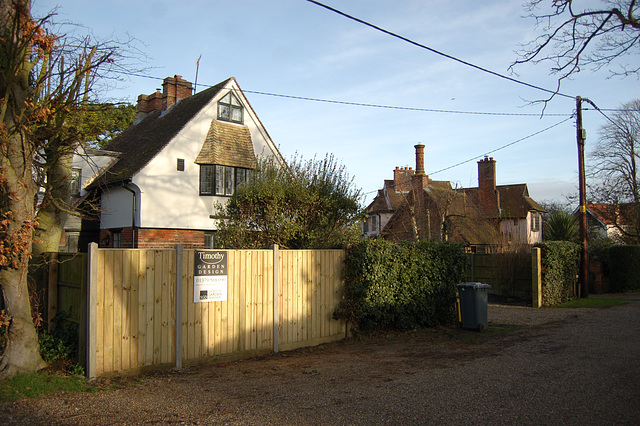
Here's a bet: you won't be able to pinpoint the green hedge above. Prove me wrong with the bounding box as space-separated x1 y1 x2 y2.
334 239 467 331
608 245 640 292
537 241 580 306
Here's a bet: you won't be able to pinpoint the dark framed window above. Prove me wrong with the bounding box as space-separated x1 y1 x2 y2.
204 231 216 249
217 92 243 123
200 165 214 195
112 230 122 248
200 165 252 197
235 168 254 188
177 158 185 171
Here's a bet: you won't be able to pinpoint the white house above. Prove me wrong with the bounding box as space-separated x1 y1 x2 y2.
72 75 284 250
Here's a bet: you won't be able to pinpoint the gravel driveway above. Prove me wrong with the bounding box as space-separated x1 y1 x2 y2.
2 294 639 425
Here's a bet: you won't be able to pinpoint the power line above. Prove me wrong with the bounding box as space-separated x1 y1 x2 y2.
120 71 620 117
306 0 576 100
242 89 571 117
427 116 574 176
582 98 629 134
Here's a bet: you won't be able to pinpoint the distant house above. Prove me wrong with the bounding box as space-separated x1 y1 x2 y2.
584 202 638 243
364 145 545 252
64 75 285 251
362 169 414 238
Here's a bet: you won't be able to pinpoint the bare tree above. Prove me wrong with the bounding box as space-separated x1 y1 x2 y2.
588 98 640 242
1 0 143 378
511 1 639 95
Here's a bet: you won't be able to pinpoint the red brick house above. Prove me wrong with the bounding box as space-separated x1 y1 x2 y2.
364 145 546 252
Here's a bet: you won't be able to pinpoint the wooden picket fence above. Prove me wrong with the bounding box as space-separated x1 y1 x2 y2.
85 244 346 378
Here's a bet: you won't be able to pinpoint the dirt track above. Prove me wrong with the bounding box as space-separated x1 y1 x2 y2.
2 295 639 425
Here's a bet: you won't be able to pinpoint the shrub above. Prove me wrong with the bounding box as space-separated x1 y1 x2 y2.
334 239 467 332
608 245 640 292
39 311 79 363
537 241 580 306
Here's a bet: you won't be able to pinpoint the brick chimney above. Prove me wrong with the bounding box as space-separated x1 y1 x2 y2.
162 75 193 110
136 75 193 120
478 156 499 216
393 167 414 192
411 144 429 192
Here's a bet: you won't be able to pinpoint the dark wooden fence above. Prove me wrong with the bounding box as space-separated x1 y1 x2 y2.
466 248 542 306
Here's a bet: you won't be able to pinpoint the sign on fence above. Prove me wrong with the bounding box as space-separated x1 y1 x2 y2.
193 250 228 302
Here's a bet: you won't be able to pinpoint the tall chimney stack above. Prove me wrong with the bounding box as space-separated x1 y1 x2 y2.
412 144 429 191
414 144 426 175
478 156 498 216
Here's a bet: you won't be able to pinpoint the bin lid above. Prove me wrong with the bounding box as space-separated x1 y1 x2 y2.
457 282 492 289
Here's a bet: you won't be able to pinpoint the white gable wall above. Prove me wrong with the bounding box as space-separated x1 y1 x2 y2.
100 79 282 231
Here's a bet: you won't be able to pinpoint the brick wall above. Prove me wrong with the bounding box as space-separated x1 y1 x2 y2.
137 228 205 249
99 227 207 249
99 227 135 248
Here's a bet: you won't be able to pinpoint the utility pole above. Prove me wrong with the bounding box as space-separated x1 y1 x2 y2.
576 96 589 298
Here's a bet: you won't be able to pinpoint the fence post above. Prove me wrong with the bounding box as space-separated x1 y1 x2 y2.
86 243 98 379
272 244 279 353
174 244 183 370
532 247 542 308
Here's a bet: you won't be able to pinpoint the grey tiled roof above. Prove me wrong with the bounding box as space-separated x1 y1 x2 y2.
91 79 231 187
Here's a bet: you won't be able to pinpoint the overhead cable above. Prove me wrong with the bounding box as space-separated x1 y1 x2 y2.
306 0 576 100
427 116 574 175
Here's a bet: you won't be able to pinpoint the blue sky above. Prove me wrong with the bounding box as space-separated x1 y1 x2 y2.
33 0 637 206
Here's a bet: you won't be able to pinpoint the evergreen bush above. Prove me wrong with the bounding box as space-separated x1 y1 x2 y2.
334 239 467 332
537 241 580 306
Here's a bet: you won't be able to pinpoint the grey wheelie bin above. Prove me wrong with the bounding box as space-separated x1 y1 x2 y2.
456 282 491 331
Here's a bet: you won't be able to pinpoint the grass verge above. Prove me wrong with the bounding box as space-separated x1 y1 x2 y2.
0 371 99 402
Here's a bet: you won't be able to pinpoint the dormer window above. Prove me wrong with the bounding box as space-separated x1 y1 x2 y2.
218 92 243 123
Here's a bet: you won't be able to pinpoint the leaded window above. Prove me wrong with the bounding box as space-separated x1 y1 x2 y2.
200 165 252 197
217 92 243 123
200 165 214 195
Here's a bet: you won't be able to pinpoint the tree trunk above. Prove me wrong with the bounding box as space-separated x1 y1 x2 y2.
1 0 47 379
0 269 47 378
0 147 47 379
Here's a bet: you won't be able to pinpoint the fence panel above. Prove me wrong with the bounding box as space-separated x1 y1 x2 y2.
90 247 345 377
466 252 533 300
55 253 86 324
278 249 345 351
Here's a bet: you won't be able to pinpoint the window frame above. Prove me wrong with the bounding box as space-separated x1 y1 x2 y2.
112 230 122 248
217 92 243 124
204 231 216 249
530 212 540 232
199 164 214 195
200 164 253 197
